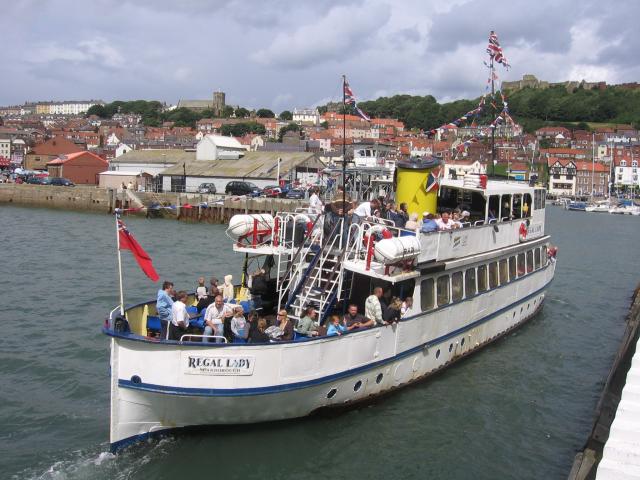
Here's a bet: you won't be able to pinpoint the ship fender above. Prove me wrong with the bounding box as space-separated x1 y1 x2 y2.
226 214 275 240
518 222 528 242
374 236 422 265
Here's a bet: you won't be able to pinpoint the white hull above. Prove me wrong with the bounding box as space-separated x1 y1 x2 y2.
109 262 555 451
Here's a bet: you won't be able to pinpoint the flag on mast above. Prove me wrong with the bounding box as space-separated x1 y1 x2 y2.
486 30 510 68
344 79 371 121
117 219 160 282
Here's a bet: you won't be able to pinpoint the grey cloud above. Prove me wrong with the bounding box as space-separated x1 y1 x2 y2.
426 0 577 54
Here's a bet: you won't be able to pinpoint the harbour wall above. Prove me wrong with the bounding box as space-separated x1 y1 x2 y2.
568 283 640 479
0 184 306 223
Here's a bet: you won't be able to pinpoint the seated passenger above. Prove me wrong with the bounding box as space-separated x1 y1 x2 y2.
195 276 208 302
295 306 319 337
401 296 413 318
384 297 402 324
169 290 190 341
451 212 463 229
276 309 294 341
327 315 348 336
343 304 373 330
249 317 271 343
436 210 454 230
404 212 419 232
461 210 471 224
222 274 234 302
420 213 438 233
230 306 249 343
202 294 232 343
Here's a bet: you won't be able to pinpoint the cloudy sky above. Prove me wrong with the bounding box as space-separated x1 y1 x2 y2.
2 0 638 112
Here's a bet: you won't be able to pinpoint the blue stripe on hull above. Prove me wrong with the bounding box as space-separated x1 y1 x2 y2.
118 283 550 397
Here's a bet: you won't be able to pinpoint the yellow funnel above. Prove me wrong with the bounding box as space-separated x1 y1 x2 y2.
395 157 442 217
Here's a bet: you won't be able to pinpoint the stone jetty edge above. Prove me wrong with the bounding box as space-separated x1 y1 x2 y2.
568 283 640 479
0 184 304 223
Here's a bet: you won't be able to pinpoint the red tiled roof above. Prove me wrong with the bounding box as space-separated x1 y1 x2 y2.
46 151 108 166
30 136 84 156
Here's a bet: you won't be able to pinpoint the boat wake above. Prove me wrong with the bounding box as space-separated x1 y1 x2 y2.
15 438 175 480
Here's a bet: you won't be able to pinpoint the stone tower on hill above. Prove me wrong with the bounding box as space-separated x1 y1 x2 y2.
213 91 226 117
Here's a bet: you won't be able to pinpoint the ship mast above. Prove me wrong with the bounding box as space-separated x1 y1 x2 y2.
490 55 496 177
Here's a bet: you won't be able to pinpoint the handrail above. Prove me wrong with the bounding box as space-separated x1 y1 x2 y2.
179 334 228 343
285 217 342 310
275 213 325 310
291 218 345 317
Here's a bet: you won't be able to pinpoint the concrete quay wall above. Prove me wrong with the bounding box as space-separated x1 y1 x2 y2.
0 184 307 223
0 184 111 213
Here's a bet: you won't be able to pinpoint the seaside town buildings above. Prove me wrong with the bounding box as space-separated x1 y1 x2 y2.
1 93 639 195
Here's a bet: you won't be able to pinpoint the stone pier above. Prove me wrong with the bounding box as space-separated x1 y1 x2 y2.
0 184 306 223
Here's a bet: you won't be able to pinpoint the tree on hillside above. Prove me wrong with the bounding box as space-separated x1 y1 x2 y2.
279 110 293 121
256 108 275 118
220 122 266 137
234 107 250 118
278 122 300 142
86 104 108 118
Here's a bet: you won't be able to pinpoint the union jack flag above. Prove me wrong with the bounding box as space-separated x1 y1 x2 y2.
425 167 441 193
344 79 371 121
486 30 510 68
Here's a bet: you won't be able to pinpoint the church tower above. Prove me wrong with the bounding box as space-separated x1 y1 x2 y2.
213 91 226 117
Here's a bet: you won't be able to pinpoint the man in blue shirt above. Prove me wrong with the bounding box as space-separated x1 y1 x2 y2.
421 212 439 233
157 281 175 339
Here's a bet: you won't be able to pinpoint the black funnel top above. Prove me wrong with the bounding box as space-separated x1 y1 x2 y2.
396 156 441 170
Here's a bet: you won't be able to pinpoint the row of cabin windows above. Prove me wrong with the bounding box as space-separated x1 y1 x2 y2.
421 246 548 310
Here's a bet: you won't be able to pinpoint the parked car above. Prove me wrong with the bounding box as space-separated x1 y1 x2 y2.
225 181 261 196
285 189 305 200
261 185 282 198
49 177 75 186
197 183 217 194
26 176 51 185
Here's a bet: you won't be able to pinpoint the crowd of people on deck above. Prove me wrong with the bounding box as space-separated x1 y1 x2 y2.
312 187 475 239
155 276 414 344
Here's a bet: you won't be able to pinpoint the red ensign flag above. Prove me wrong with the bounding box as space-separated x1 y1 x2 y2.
117 220 160 282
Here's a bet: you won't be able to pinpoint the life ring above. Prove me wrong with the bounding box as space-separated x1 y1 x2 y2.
519 222 528 242
363 224 392 248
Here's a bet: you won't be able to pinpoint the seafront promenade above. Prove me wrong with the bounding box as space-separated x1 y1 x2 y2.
0 184 304 223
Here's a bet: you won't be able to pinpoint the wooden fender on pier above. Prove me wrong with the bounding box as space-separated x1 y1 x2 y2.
227 214 275 240
374 236 421 265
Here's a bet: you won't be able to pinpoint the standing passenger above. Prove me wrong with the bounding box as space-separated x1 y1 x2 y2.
156 281 175 340
365 287 386 326
222 274 234 302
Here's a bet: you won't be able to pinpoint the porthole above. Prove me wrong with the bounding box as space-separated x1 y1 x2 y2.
376 373 383 384
449 343 453 352
461 338 465 346
354 380 362 392
436 349 441 359
131 375 141 384
327 388 337 399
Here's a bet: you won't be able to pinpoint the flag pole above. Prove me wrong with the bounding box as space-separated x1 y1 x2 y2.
342 75 347 249
115 210 125 316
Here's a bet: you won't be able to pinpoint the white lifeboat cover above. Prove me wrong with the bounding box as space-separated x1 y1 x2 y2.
373 236 421 264
227 214 275 239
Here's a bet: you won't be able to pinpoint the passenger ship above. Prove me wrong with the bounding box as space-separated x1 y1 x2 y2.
103 162 556 451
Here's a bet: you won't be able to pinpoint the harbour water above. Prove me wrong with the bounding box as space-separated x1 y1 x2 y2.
1 205 638 479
